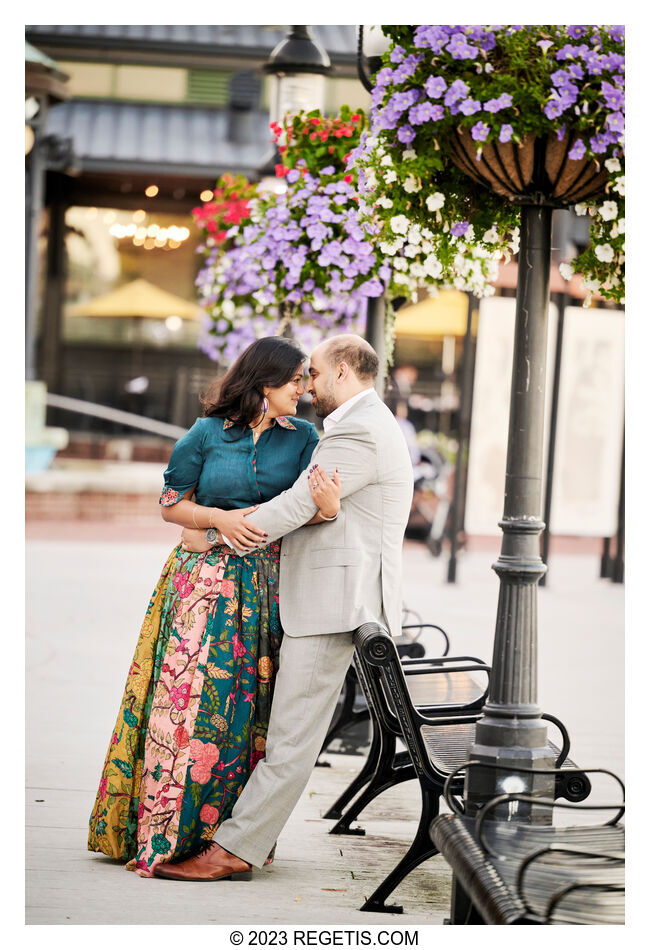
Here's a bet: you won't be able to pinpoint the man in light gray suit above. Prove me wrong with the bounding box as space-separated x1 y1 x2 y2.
155 334 413 881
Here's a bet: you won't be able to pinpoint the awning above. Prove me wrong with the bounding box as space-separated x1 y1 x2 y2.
69 278 200 320
45 100 271 178
394 290 473 339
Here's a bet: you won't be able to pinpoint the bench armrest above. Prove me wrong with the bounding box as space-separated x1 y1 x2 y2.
401 623 450 656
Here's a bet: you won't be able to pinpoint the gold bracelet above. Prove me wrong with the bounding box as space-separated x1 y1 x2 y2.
192 504 200 528
209 508 217 529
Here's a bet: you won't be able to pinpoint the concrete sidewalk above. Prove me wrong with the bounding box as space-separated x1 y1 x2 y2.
25 535 624 924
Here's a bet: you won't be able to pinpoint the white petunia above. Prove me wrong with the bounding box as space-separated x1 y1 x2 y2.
379 236 405 255
376 196 394 209
618 218 625 234
483 228 499 243
380 154 393 166
574 203 588 216
426 192 445 212
393 257 408 270
612 176 625 196
404 175 421 193
423 254 443 278
390 215 410 235
421 227 434 240
407 225 422 245
404 243 419 258
594 244 614 263
605 157 621 173
385 169 397 183
599 201 618 221
559 262 574 281
402 149 417 161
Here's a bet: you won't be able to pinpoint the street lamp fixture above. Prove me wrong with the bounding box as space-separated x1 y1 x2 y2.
356 25 391 92
257 26 332 192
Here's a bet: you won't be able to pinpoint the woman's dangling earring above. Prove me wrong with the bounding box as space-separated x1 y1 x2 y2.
262 396 269 414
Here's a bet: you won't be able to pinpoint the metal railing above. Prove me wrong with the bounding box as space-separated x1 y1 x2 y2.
45 393 187 440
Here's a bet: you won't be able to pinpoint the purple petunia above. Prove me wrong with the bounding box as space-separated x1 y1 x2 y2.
397 124 417 144
444 79 470 107
459 98 481 115
609 26 625 42
409 101 444 125
606 112 625 132
499 124 513 143
567 25 588 40
568 139 586 160
425 75 447 99
451 221 470 237
544 99 566 119
390 45 406 63
601 81 625 111
446 32 479 60
471 121 490 142
485 93 513 113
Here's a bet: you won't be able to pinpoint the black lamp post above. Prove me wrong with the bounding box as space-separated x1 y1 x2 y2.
359 28 611 814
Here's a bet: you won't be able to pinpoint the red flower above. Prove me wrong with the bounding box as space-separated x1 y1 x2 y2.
311 117 321 126
220 579 235 599
99 777 108 800
351 113 361 122
173 571 195 597
343 154 351 162
169 682 191 710
328 146 335 153
278 144 287 154
344 174 353 184
232 635 247 659
319 131 328 141
275 164 288 177
200 803 220 824
309 132 318 140
174 724 189 749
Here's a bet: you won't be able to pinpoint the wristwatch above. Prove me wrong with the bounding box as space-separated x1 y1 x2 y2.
205 527 220 546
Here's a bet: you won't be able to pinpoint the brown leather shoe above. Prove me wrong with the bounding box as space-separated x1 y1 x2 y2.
153 843 253 882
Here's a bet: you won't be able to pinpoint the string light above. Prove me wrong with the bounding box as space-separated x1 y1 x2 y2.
145 185 159 197
200 189 213 202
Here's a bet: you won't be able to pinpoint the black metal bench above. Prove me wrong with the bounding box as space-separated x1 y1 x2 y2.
350 622 590 914
317 617 436 768
320 623 449 810
431 761 625 924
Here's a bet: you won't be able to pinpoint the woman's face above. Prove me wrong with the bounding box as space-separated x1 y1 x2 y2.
265 364 305 417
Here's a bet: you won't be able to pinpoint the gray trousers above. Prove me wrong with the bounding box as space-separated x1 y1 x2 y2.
214 630 356 868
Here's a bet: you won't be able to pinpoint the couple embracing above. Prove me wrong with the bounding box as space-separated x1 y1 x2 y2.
88 333 413 882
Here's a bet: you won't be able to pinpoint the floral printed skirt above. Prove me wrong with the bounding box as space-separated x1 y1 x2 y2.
87 541 282 877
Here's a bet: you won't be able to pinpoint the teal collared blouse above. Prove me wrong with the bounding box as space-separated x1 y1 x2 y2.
159 414 319 510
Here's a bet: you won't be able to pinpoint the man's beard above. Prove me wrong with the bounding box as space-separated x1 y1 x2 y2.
312 389 338 418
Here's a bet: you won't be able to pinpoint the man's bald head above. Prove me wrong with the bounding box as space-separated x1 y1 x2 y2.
317 334 379 382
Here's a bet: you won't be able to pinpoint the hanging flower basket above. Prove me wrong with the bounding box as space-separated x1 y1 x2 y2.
350 25 625 304
448 130 609 204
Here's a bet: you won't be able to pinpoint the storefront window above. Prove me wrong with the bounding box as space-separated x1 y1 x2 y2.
63 205 203 350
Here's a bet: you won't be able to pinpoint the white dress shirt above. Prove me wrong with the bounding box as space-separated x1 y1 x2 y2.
322 388 375 432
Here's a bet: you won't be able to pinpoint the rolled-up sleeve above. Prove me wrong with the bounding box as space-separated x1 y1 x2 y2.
159 418 205 506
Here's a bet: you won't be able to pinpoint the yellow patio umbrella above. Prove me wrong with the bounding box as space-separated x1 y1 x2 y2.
69 278 200 321
394 289 473 339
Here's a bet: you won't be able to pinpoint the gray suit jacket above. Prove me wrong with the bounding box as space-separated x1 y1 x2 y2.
236 389 413 638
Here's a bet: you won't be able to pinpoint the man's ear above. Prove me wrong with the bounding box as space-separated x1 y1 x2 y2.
336 361 350 381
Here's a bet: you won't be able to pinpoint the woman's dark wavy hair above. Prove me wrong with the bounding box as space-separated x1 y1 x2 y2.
201 337 306 437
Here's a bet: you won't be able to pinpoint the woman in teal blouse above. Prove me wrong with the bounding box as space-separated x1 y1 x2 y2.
88 338 336 877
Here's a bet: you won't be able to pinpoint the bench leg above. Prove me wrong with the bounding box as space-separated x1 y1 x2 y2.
330 759 416 835
359 788 439 914
448 876 485 925
322 721 382 820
